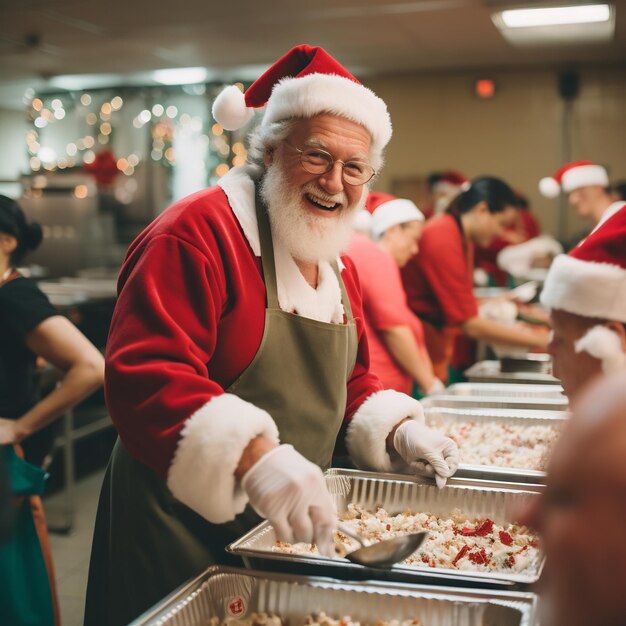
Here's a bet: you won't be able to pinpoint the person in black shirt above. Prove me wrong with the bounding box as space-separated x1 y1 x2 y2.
0 195 104 626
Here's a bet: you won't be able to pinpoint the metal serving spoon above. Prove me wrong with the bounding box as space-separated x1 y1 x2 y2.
336 522 428 568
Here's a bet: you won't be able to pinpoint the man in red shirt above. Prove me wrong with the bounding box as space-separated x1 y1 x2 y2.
539 160 626 249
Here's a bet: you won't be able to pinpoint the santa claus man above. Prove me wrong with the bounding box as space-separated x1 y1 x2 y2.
540 205 626 401
85 45 458 625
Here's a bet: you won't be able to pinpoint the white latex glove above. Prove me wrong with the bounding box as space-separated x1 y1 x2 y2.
425 377 446 396
241 444 337 557
393 420 459 489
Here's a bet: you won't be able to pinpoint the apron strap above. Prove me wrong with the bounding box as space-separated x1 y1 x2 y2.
330 260 354 323
254 185 355 323
254 189 281 310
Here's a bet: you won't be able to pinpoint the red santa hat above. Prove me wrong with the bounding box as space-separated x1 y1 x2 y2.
366 191 424 239
212 44 392 159
540 206 626 372
432 170 470 195
541 206 626 322
538 160 609 198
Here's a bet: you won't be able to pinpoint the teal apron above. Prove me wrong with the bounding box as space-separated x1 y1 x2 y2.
0 446 53 626
85 193 358 626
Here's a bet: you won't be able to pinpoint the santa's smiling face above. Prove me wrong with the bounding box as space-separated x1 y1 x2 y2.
261 114 371 263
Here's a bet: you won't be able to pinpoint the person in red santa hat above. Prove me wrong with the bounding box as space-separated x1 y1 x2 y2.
539 160 625 248
345 192 443 398
540 205 626 401
422 170 470 219
401 177 550 383
85 45 459 626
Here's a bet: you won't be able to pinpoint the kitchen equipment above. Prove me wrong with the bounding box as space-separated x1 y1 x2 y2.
130 566 539 626
229 470 544 589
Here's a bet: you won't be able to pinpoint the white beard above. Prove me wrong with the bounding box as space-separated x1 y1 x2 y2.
260 161 366 263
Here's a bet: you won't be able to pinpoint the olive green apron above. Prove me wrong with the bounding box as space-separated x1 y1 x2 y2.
85 192 358 626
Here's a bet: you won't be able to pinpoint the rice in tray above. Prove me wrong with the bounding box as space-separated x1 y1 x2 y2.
273 504 540 575
432 419 561 470
209 613 422 626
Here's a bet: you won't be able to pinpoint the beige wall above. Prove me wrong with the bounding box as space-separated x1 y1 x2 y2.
368 66 626 239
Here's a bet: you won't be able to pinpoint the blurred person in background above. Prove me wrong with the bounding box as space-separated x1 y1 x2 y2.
345 192 443 397
421 170 469 220
401 177 549 382
610 179 626 202
540 205 626 402
85 45 458 626
519 369 626 626
475 191 541 287
0 195 104 626
539 160 625 250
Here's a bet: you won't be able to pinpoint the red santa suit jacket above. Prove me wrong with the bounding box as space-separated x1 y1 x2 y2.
105 166 425 523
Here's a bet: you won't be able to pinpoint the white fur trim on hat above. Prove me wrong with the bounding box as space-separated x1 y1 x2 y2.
263 73 392 167
212 85 255 131
345 389 425 472
371 198 424 239
540 254 626 324
167 393 279 523
562 164 609 193
539 177 561 198
575 325 626 374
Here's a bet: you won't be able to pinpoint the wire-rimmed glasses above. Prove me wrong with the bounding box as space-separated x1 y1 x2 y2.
285 143 375 186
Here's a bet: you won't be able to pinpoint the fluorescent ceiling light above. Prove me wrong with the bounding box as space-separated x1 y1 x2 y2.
152 67 208 85
501 4 610 28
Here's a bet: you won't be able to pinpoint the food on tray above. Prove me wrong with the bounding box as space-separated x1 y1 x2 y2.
432 419 561 470
305 612 422 626
273 504 540 575
207 613 283 626
208 612 422 626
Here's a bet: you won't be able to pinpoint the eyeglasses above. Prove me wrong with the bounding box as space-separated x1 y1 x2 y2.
285 142 376 186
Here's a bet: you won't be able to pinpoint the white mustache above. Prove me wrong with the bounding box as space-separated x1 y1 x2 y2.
302 182 347 206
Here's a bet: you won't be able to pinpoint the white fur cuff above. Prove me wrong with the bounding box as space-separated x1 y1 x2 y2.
346 390 425 472
167 393 279 523
575 325 626 374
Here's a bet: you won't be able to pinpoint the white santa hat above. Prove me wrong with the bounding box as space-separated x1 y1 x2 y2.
539 160 609 198
540 206 626 372
212 45 392 164
366 191 424 239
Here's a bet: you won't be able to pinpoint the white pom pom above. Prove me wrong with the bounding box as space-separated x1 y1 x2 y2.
539 177 560 198
212 85 254 131
352 209 373 235
575 325 626 374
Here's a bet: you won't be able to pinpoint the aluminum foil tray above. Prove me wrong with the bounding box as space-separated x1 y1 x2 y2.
439 383 564 399
424 407 568 483
464 361 559 385
421 395 568 412
228 470 544 589
130 566 539 626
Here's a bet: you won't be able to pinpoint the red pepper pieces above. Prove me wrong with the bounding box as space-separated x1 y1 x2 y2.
461 518 494 537
452 545 470 566
468 547 490 565
499 531 513 546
